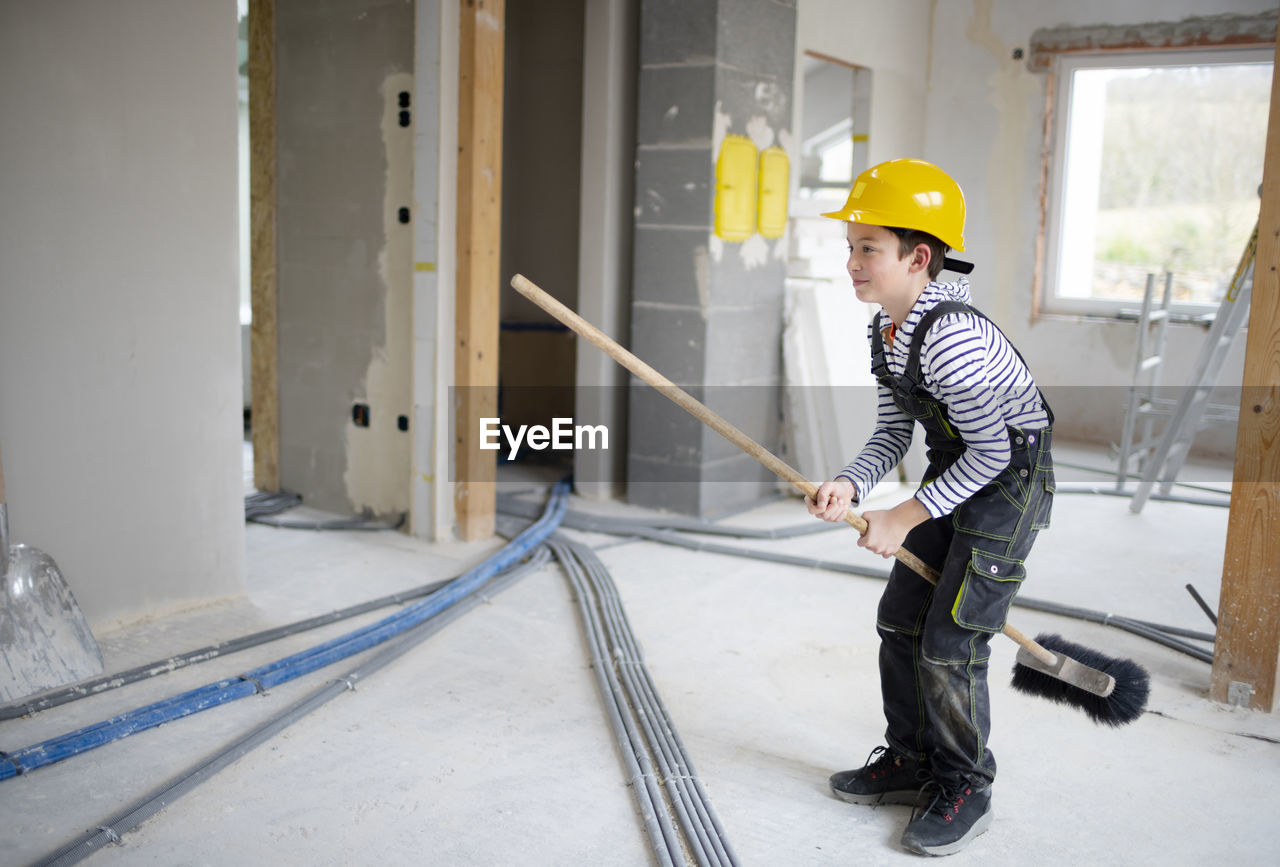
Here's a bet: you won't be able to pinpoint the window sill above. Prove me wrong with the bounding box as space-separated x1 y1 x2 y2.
1033 308 1220 329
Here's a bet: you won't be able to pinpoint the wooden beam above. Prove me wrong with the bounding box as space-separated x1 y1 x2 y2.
454 0 504 540
249 0 280 493
1211 23 1280 712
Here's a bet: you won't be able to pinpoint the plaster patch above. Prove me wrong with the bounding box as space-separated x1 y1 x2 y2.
740 234 769 269
964 0 1004 63
712 100 731 153
709 234 724 264
695 245 711 315
753 81 786 116
746 116 775 150
345 72 414 518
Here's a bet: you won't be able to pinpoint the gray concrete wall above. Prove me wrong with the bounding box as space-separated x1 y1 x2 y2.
628 0 797 515
924 0 1275 461
0 0 244 629
276 0 415 518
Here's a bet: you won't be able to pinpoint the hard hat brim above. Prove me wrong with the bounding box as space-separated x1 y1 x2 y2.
820 207 966 252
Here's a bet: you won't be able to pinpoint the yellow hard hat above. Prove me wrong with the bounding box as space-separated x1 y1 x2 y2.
821 158 966 251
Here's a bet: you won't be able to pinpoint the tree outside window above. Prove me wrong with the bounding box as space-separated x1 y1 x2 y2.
1044 49 1271 316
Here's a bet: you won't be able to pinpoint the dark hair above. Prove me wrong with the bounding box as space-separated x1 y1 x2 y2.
884 227 949 280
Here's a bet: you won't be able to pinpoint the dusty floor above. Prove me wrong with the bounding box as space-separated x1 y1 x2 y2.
2 443 1279 866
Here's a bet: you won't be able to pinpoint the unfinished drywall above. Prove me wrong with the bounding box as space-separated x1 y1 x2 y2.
275 0 414 519
0 0 244 628
574 0 639 500
924 0 1276 460
411 0 456 540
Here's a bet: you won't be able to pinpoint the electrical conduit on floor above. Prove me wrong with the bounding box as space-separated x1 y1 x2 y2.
496 494 1216 662
0 481 570 782
546 532 739 867
32 546 554 867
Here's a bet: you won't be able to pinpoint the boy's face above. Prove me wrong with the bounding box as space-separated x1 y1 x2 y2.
844 222 924 309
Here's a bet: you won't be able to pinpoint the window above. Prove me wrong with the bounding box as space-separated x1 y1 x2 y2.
1042 49 1272 317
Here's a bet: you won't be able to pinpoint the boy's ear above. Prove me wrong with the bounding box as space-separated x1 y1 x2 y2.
908 242 932 274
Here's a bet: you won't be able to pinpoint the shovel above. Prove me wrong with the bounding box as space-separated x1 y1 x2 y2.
1 447 103 704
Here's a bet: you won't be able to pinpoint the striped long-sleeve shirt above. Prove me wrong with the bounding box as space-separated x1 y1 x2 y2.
837 278 1049 518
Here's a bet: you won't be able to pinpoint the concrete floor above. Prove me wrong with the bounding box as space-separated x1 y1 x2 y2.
3 443 1279 865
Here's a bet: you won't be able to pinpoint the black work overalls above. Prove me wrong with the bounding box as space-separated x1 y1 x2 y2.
869 300 1055 790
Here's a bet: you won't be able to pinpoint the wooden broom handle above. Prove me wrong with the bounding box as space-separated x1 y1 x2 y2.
510 274 1056 667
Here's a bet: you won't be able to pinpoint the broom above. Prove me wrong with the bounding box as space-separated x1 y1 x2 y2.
510 273 1150 727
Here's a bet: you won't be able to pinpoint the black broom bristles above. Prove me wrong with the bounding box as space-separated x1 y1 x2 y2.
1010 633 1151 727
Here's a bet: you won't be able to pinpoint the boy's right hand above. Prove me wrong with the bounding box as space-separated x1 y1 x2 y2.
806 478 857 523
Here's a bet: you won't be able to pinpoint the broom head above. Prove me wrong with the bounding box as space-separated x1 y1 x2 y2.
1010 632 1150 727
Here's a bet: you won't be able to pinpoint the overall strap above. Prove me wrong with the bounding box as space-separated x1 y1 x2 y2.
903 300 1055 425
904 300 977 383
869 309 891 380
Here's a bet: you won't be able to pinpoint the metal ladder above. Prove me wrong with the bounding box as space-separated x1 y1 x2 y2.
1115 271 1174 490
1128 222 1256 513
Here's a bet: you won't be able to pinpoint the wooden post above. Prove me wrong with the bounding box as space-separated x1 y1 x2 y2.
1211 26 1280 712
249 0 280 493
454 0 504 540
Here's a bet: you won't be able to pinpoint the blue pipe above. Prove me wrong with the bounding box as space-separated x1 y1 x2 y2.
1 481 569 781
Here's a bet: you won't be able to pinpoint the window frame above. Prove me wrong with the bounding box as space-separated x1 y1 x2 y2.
1038 46 1274 320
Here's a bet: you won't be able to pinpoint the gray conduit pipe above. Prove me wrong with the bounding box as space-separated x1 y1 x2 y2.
549 541 681 867
585 556 721 867
543 532 738 867
498 494 844 539
579 541 732 865
584 548 736 866
578 539 732 867
497 496 1216 663
1 575 458 720
1054 483 1229 509
1052 460 1232 498
636 524 1215 662
32 548 552 867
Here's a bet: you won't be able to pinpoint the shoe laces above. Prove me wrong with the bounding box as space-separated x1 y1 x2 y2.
861 745 905 781
912 781 975 825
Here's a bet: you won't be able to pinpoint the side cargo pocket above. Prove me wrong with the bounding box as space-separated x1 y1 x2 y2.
951 548 1026 633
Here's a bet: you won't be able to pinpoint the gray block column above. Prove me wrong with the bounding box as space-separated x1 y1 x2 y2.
627 0 797 515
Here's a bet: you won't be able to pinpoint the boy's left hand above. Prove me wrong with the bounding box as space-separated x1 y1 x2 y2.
857 498 930 558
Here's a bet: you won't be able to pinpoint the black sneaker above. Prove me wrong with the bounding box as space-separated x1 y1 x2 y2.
900 781 993 856
829 746 932 806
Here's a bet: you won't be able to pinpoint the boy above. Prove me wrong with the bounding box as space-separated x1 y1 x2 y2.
805 159 1055 856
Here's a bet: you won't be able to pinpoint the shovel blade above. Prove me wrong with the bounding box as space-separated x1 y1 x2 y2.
1 544 104 703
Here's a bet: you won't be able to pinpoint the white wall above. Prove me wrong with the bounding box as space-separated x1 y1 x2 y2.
789 1 935 482
795 0 934 167
924 0 1275 455
0 1 245 628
